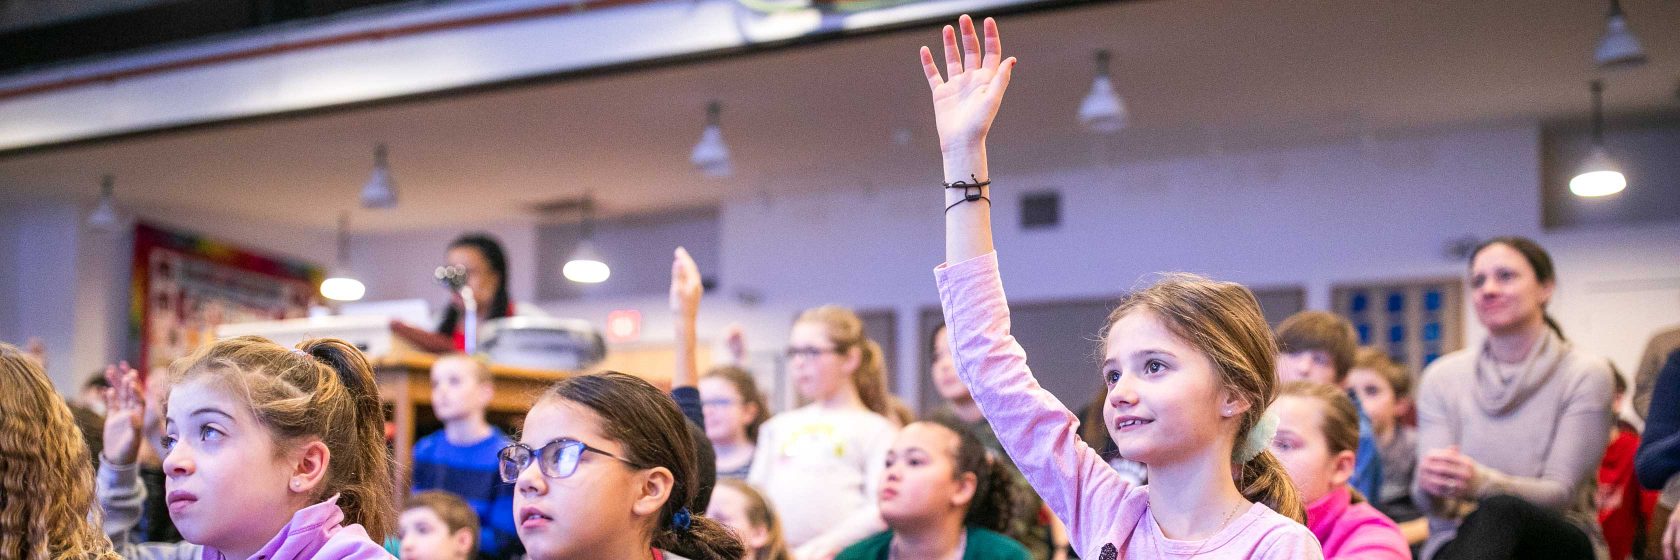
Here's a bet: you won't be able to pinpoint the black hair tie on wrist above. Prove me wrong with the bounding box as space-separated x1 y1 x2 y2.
944 174 992 213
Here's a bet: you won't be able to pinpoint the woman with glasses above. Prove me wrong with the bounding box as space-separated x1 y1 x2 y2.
748 305 901 560
501 372 743 560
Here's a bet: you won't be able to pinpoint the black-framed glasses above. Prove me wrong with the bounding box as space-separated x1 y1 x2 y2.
498 439 645 483
784 345 842 360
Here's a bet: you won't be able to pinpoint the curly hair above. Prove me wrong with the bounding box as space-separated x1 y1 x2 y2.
918 418 1018 534
0 342 120 560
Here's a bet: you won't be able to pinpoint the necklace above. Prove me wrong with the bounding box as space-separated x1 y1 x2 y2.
1182 502 1243 558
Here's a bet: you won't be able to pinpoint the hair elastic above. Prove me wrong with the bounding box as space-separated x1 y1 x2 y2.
944 175 992 214
1235 409 1279 462
670 507 693 532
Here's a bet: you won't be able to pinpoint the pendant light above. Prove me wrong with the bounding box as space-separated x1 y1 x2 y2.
87 174 121 232
360 143 398 209
1570 80 1626 198
320 212 367 302
691 100 733 178
562 196 610 284
1078 50 1127 134
1594 0 1647 69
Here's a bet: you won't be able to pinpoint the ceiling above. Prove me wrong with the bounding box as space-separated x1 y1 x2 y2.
1 0 1677 232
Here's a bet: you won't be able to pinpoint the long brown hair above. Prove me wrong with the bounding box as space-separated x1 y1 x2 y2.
1105 273 1306 523
170 336 398 537
542 372 744 560
0 342 120 560
715 479 791 560
795 305 893 418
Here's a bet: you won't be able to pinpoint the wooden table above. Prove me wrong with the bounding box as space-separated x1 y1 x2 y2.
373 355 572 486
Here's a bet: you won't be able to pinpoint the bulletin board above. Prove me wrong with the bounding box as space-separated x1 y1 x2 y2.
130 223 323 369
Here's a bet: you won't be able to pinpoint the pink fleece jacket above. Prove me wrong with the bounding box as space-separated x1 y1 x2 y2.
1306 486 1411 559
935 252 1322 559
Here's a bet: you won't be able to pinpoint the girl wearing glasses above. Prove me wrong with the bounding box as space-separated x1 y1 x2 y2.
749 306 901 559
503 372 743 560
98 336 397 559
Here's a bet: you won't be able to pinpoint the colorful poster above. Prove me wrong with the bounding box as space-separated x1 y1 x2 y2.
130 223 323 369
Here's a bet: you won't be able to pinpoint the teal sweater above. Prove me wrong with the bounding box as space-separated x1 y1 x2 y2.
836 527 1030 560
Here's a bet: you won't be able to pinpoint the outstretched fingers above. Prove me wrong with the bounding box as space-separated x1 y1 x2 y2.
942 25 962 79
959 15 982 71
982 17 1002 70
920 46 943 92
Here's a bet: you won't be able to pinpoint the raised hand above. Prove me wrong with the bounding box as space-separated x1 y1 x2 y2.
670 246 703 319
920 15 1016 154
101 362 145 466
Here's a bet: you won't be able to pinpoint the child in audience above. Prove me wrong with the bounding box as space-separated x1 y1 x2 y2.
1272 381 1411 559
0 341 121 560
748 305 899 558
412 353 520 559
836 418 1032 560
929 323 1069 559
503 372 743 560
700 367 769 480
1276 310 1382 503
1596 366 1656 560
707 479 792 560
400 491 480 560
1346 348 1427 544
100 336 397 559
925 15 1320 558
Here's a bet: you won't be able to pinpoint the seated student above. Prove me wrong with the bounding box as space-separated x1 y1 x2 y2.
707 479 792 560
400 491 480 560
928 323 1070 559
922 15 1320 558
0 341 121 560
503 372 743 560
1346 348 1427 545
1597 364 1656 560
1273 381 1411 559
699 367 769 480
1276 311 1382 504
411 353 520 559
100 336 398 559
837 419 1032 560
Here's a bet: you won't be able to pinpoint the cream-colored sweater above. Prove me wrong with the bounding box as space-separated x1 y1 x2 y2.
1412 330 1613 560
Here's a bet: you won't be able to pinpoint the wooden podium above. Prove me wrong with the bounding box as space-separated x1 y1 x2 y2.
373 354 572 485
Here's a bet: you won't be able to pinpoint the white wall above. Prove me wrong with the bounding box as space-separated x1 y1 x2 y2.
0 193 337 392
518 121 1680 412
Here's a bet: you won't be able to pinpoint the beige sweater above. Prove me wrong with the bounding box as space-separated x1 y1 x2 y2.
1412 330 1613 560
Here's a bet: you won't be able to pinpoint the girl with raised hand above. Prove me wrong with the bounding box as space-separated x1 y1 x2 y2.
1271 381 1410 559
836 418 1031 560
0 341 121 560
925 14 1321 558
748 306 899 559
99 336 398 559
505 372 743 560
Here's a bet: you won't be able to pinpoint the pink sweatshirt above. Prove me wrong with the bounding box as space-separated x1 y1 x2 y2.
935 252 1322 559
1306 486 1411 560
